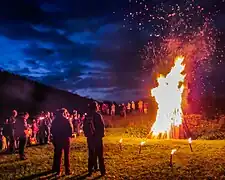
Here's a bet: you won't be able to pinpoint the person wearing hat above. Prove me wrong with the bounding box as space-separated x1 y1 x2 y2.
51 108 73 176
83 101 106 177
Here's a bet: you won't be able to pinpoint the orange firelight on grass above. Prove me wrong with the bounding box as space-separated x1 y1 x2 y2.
150 56 186 137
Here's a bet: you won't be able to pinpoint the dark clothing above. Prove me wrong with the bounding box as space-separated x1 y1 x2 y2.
19 136 27 158
51 117 73 141
87 137 105 174
3 119 16 153
39 118 51 144
3 123 12 137
9 136 15 152
83 112 105 138
83 112 105 174
14 117 27 156
14 118 27 138
73 118 80 135
3 123 15 152
52 138 71 173
51 114 73 173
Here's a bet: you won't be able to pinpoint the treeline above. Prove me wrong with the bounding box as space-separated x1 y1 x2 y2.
0 70 93 121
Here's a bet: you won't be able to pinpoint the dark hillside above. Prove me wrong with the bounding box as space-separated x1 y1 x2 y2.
0 70 92 120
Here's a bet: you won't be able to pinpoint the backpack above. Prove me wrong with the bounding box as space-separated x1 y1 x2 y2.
83 115 95 137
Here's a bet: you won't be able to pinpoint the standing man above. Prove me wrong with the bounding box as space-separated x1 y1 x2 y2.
14 112 28 160
51 108 73 176
8 110 17 153
83 101 106 177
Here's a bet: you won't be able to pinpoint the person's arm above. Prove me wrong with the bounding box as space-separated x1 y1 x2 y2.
67 119 73 137
24 120 28 130
99 114 105 128
98 114 105 136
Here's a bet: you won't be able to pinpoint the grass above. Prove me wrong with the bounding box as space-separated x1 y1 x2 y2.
1 128 225 179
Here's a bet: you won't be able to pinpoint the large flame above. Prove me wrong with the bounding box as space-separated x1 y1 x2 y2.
150 56 185 137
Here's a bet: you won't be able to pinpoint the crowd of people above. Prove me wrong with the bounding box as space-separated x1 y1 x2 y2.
0 100 148 177
0 109 85 157
101 100 148 117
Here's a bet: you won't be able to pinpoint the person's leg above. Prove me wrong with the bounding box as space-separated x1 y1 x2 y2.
33 133 37 143
96 138 105 175
9 135 15 153
52 142 63 174
44 128 48 144
47 127 50 143
39 132 43 145
93 149 98 171
52 141 57 172
87 138 95 175
19 136 27 159
64 138 71 174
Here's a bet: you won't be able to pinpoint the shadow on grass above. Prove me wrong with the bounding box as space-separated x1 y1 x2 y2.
17 170 55 180
0 159 20 165
67 171 89 180
93 175 104 179
0 150 15 156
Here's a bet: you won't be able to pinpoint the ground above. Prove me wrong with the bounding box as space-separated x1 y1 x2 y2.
0 127 225 180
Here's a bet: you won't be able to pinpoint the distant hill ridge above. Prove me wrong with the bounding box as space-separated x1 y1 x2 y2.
0 70 93 119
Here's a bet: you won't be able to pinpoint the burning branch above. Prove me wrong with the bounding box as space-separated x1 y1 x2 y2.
139 141 146 154
169 149 177 167
119 138 123 151
188 137 193 152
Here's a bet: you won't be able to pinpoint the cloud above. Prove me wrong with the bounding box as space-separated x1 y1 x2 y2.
0 0 224 102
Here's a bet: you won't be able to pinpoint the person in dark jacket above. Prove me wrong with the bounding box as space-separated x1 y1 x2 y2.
7 110 17 153
51 108 73 176
14 112 28 160
83 101 106 177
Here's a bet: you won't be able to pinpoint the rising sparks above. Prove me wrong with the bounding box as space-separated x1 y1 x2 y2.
150 56 185 137
123 0 223 99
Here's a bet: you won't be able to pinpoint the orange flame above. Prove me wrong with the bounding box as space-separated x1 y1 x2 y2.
188 137 192 144
171 149 177 155
119 138 123 143
150 56 185 136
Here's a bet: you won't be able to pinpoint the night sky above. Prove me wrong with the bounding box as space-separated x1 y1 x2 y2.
0 0 225 102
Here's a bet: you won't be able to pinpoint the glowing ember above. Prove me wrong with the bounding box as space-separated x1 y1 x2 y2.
150 56 185 137
119 138 123 143
171 149 177 155
140 141 146 146
188 137 192 144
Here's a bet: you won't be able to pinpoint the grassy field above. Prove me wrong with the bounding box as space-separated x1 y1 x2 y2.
0 128 225 180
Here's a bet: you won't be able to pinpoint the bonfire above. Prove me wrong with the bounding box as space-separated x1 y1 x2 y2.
150 56 186 139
